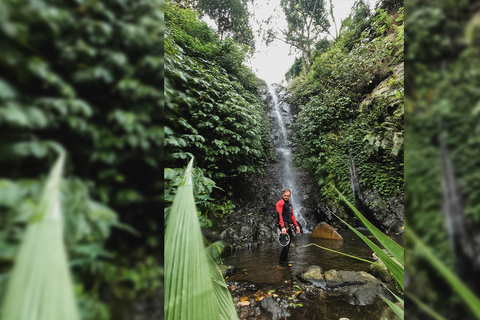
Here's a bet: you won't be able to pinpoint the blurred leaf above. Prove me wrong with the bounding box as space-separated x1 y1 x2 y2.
1 152 80 320
407 230 480 319
165 157 220 320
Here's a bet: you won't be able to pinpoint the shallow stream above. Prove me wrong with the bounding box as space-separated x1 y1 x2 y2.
223 229 403 320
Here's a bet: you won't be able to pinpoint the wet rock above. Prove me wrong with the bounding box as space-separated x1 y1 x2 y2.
361 189 404 234
340 282 391 306
369 250 400 285
322 270 392 306
324 270 378 287
311 222 343 240
219 265 236 278
297 265 326 288
260 297 291 320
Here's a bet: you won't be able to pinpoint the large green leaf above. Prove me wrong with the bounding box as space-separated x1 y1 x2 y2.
1 152 80 320
332 188 404 291
407 230 480 319
207 255 239 320
335 186 404 266
165 157 220 320
380 295 404 320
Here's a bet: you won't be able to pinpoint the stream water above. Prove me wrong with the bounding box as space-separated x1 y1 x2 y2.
224 230 404 320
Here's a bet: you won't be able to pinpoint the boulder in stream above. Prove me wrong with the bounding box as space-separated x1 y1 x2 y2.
297 265 326 289
311 222 343 240
299 267 394 306
324 270 392 305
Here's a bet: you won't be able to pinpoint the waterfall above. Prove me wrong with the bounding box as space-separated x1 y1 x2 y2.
267 84 309 230
348 147 363 209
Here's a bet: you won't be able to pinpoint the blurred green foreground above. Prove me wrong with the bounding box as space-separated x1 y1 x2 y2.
0 0 165 319
405 0 480 319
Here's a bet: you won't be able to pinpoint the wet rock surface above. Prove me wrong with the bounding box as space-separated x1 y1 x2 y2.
297 268 393 306
297 265 326 288
369 250 401 288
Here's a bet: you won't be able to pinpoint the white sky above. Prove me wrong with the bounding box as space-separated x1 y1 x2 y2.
247 0 379 85
203 0 379 85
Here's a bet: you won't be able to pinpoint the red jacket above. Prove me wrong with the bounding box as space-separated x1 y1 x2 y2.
276 199 298 229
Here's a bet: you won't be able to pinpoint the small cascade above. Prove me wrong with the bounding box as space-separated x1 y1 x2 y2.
348 147 363 209
267 84 309 230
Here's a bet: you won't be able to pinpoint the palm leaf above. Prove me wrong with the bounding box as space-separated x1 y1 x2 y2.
207 255 239 320
334 185 404 266
380 295 404 319
206 241 225 265
407 229 480 319
165 157 220 320
332 211 404 291
1 152 80 320
304 243 385 267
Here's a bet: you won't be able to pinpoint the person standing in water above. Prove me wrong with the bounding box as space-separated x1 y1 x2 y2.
276 189 301 265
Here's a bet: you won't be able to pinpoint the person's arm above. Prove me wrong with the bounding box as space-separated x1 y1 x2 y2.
291 206 301 233
276 200 285 229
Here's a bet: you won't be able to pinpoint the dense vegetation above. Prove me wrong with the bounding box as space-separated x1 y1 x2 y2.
164 0 274 227
285 1 404 218
405 0 480 318
0 1 164 318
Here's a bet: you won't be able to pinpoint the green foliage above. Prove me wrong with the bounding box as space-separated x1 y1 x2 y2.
287 8 404 212
166 1 256 92
278 0 331 75
405 0 480 318
195 0 254 49
337 0 373 51
0 0 164 318
165 0 274 221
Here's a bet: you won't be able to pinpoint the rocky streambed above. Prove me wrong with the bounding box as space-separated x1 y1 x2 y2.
221 229 403 320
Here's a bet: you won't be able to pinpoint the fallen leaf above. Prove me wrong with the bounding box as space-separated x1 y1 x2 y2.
268 289 275 294
254 290 263 298
230 285 236 291
289 303 303 307
237 301 250 306
240 297 248 302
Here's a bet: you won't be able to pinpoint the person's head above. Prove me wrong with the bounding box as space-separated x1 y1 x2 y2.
282 189 291 202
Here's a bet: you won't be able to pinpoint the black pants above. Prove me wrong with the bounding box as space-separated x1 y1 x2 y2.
279 227 293 264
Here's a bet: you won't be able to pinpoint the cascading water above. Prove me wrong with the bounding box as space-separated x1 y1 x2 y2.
267 84 309 230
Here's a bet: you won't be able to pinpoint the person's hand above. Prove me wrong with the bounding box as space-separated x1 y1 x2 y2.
296 226 300 234
281 228 287 235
